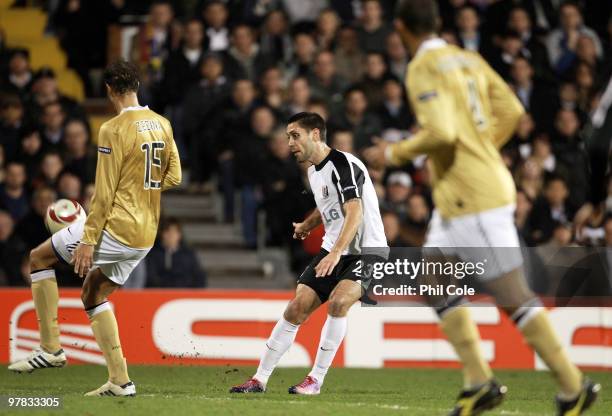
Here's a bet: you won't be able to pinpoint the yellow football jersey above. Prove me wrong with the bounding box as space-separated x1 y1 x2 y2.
387 38 525 219
82 106 182 249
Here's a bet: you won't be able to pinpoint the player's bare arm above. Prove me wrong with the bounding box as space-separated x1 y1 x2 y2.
314 198 363 277
293 209 322 240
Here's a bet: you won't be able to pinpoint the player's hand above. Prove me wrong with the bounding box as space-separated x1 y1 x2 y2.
72 243 94 278
292 222 310 240
315 250 341 278
362 139 389 170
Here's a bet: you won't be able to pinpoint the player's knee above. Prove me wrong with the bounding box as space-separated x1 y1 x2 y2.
283 299 309 325
327 296 350 317
29 246 46 270
80 281 101 309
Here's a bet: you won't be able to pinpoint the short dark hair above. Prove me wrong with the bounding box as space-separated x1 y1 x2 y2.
287 112 327 142
396 0 440 36
103 60 139 95
160 217 182 232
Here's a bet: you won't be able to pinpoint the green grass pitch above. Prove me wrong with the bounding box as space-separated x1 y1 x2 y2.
1 366 610 415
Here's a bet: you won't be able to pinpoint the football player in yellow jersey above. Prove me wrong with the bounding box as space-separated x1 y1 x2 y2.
364 1 599 415
7 61 182 397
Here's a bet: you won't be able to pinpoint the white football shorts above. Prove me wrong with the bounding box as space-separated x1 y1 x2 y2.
51 219 150 285
424 204 523 280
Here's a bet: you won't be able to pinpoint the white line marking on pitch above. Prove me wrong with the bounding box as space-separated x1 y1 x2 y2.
140 395 547 415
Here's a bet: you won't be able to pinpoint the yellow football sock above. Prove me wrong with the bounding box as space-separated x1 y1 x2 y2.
88 304 130 386
518 309 582 397
440 307 493 388
31 271 61 353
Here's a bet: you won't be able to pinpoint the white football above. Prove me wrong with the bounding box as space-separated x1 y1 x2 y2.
45 199 87 234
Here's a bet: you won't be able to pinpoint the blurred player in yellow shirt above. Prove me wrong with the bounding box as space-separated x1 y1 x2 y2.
8 61 181 397
364 1 599 415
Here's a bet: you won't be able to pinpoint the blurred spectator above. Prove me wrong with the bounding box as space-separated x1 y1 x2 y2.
307 99 329 121
316 8 340 51
1 49 32 99
558 81 580 112
576 206 606 246
507 6 551 80
236 106 277 247
331 87 381 150
131 1 178 102
308 51 347 110
403 193 430 247
386 32 409 82
34 152 64 189
0 162 29 221
377 78 412 131
382 210 407 246
0 210 26 286
39 101 66 148
62 118 95 184
16 127 44 180
212 79 257 221
286 32 316 79
283 76 311 116
262 128 304 246
334 26 365 84
510 57 556 132
551 108 580 154
546 1 602 75
575 34 601 71
224 24 273 82
382 171 412 218
146 218 207 287
455 5 489 56
504 113 536 163
26 68 84 122
183 53 230 188
0 94 24 160
357 52 391 109
202 0 230 52
57 172 82 200
573 61 595 114
259 66 285 110
551 109 589 207
528 174 575 245
160 18 205 111
489 30 527 81
531 135 556 173
330 130 354 154
260 10 292 63
547 221 574 247
356 0 392 54
15 187 56 250
515 158 544 202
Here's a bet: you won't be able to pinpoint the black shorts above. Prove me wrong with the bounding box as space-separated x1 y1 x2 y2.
297 249 378 303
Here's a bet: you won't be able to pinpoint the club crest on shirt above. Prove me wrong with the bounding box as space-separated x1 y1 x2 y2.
322 185 329 199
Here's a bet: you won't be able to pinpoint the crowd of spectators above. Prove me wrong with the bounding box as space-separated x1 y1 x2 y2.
1 0 612 286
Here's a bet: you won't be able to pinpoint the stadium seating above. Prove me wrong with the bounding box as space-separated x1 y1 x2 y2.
1 6 84 102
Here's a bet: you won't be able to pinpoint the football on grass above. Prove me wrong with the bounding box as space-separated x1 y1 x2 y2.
45 199 86 234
